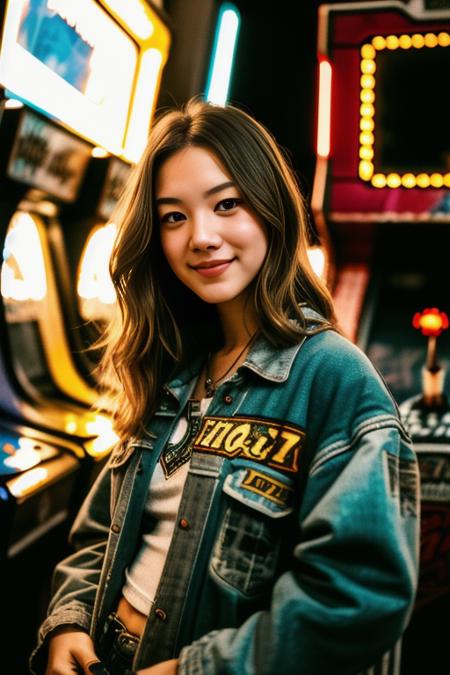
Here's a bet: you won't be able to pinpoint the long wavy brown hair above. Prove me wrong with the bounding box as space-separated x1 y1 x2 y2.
98 95 338 440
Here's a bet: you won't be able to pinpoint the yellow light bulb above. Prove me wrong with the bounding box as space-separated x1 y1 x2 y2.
416 173 430 188
386 35 399 50
360 117 375 131
399 34 412 49
360 74 375 89
372 174 387 188
360 103 375 117
387 173 401 188
361 44 376 59
430 173 444 188
361 59 376 74
424 33 438 48
438 32 450 47
360 88 375 103
401 173 416 188
360 131 374 145
444 173 450 188
359 160 374 180
411 34 425 48
372 36 386 50
359 146 374 160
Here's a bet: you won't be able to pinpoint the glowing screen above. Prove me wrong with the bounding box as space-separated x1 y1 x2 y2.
0 0 138 155
18 0 93 94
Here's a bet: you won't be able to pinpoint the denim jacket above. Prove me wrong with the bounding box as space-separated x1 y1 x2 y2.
30 308 419 675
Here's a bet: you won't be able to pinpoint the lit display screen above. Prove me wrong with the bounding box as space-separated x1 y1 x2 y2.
18 0 94 94
0 0 138 155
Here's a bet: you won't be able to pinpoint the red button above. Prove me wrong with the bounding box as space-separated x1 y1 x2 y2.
223 394 233 404
179 518 190 530
155 608 167 621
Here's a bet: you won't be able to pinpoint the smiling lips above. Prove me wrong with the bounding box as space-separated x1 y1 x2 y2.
192 258 235 277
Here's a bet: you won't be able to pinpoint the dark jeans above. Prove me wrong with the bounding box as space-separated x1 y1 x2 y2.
95 611 139 675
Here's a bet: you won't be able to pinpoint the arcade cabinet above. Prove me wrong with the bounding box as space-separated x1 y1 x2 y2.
0 0 171 493
312 2 450 673
48 154 131 388
0 3 171 672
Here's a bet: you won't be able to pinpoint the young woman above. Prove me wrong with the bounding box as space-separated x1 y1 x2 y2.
31 96 419 675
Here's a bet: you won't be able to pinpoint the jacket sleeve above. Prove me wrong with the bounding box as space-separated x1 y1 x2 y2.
178 418 419 674
29 454 114 675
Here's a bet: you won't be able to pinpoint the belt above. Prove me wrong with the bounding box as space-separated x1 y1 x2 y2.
102 611 140 661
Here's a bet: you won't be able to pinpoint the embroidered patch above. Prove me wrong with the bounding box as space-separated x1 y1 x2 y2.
160 432 193 478
160 399 203 478
240 468 294 507
387 453 418 517
193 415 306 474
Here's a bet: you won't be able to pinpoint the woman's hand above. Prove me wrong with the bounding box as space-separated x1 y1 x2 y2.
136 658 179 675
46 628 102 675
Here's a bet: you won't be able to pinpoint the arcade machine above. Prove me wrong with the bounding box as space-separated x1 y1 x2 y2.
0 0 171 479
312 1 449 673
0 3 170 670
397 310 450 675
48 153 130 389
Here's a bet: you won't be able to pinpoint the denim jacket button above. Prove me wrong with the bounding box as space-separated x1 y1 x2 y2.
179 518 190 530
111 523 121 533
223 394 233 404
155 608 167 621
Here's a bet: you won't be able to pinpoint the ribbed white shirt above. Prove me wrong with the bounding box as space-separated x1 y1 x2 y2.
122 396 213 615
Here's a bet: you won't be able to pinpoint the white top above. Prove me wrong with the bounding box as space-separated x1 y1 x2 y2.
122 396 213 615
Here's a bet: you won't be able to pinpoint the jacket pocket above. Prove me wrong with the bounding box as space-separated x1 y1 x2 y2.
210 465 294 596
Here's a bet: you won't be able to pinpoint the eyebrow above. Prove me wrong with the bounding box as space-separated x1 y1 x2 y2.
155 181 236 206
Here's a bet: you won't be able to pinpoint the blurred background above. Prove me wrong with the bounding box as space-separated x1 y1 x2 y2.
0 1 448 672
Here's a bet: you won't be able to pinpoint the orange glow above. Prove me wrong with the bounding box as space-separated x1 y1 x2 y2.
412 308 449 336
317 59 332 158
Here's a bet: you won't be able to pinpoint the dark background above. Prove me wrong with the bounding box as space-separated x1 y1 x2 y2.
159 0 338 201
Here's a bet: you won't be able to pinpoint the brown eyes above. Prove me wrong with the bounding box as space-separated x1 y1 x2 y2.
159 211 183 225
217 198 241 211
159 198 242 225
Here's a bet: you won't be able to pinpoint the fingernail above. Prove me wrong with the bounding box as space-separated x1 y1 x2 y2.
88 664 109 674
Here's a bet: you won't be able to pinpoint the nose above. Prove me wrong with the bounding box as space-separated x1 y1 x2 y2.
188 213 222 251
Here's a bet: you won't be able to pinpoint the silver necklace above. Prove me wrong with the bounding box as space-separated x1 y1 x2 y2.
204 332 257 397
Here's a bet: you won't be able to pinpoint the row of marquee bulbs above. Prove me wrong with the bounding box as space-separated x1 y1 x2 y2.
358 31 449 187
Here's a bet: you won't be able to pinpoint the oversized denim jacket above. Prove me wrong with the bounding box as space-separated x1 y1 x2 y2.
30 308 420 675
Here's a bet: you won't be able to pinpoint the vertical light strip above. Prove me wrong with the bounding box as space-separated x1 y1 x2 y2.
102 0 155 39
317 58 332 158
206 3 240 105
124 48 163 162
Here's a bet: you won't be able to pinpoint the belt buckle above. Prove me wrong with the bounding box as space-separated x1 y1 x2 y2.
116 630 139 658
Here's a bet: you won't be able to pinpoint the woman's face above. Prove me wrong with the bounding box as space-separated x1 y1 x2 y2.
156 146 268 306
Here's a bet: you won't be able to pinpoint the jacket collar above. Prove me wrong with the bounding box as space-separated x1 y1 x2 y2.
239 305 328 383
168 305 328 387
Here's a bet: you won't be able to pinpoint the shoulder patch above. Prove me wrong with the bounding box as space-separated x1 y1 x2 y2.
193 414 306 474
386 453 418 517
